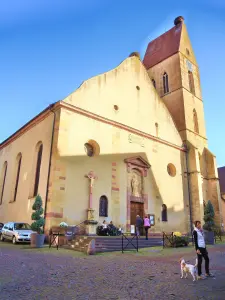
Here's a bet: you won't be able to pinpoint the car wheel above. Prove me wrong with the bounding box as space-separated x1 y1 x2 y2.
0 234 4 242
12 236 17 244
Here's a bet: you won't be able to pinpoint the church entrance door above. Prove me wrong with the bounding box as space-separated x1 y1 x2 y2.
130 202 144 235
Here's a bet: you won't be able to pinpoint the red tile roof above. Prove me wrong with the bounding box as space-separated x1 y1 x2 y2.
143 23 183 69
218 167 225 194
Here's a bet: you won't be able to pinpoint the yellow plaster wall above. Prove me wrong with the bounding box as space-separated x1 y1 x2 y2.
63 56 182 147
45 56 190 232
47 108 189 233
0 113 54 224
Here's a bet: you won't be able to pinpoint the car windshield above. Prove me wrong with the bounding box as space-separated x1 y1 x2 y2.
14 223 31 230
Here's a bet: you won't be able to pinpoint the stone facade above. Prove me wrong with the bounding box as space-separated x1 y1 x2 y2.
0 17 222 235
146 19 222 228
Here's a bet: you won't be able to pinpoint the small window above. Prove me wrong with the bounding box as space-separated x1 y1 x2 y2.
155 123 159 137
136 86 140 90
152 79 156 89
99 195 108 217
186 48 190 56
163 72 169 94
188 71 195 95
13 153 22 202
33 143 43 197
0 161 8 205
167 163 176 177
193 109 199 134
84 140 100 157
84 143 94 157
161 204 168 222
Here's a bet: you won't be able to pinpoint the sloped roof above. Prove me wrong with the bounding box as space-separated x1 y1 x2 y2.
218 166 225 194
143 22 182 69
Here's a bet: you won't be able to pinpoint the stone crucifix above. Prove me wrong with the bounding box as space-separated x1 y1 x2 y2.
85 171 98 209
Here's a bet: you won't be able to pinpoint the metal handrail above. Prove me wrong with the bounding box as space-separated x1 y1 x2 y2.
122 232 139 253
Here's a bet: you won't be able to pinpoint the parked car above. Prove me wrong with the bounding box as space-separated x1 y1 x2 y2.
0 222 4 234
0 222 35 244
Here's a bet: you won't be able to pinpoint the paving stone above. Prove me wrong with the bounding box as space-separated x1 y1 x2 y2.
0 242 225 299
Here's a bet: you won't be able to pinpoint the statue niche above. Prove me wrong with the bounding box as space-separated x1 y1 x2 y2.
130 169 143 198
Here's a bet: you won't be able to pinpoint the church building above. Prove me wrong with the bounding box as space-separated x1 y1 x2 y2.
0 16 223 235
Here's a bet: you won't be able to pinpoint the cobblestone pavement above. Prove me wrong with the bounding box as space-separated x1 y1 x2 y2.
0 242 225 300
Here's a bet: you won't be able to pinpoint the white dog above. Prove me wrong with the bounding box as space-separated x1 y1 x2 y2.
180 258 198 281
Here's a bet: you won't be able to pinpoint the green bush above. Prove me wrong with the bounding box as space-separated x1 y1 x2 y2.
173 236 189 247
31 195 45 234
203 200 215 231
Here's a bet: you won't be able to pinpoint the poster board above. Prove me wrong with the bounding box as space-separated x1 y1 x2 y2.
148 214 155 226
130 225 135 234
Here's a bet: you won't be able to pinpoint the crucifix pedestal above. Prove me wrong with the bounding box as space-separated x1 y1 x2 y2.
85 171 98 235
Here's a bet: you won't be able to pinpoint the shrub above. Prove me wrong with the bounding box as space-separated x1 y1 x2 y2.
203 200 215 231
59 222 68 228
174 236 189 247
173 231 182 237
31 195 45 234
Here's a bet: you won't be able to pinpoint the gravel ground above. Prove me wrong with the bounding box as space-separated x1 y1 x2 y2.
0 242 225 300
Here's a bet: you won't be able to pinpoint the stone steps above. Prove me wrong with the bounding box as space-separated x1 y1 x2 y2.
61 235 192 254
95 237 162 252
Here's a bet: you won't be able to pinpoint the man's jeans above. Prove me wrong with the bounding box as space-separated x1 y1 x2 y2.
197 247 210 276
136 226 141 236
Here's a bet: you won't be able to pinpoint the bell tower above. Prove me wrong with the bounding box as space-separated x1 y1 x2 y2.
143 17 222 228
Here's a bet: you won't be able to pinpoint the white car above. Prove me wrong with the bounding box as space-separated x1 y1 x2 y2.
0 222 35 244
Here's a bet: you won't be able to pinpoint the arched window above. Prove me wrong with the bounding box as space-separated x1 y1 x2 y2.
99 195 108 217
193 109 199 134
0 161 8 205
188 71 195 95
13 153 22 202
33 143 43 196
152 79 156 89
163 72 169 94
155 123 159 137
161 204 168 222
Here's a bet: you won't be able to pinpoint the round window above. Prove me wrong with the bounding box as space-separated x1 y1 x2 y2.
167 163 176 177
84 143 94 157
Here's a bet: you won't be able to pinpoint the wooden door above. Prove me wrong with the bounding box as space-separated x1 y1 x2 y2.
130 202 144 235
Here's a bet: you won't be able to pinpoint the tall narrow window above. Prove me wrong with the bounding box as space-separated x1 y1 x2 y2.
0 161 8 205
99 195 108 217
188 71 195 95
155 123 159 137
161 204 168 222
33 143 43 196
193 109 199 134
13 153 22 202
152 79 156 89
163 72 169 94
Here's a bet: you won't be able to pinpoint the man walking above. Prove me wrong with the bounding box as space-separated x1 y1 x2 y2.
193 220 212 279
135 215 143 237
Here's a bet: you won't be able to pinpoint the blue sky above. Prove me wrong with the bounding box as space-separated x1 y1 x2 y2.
0 0 225 166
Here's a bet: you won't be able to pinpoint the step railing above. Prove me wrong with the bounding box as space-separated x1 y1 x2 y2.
122 232 139 253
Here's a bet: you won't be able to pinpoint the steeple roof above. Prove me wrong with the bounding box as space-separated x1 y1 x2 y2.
143 18 183 69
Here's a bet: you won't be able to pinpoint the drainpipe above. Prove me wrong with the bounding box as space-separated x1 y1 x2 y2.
184 143 193 237
43 104 56 233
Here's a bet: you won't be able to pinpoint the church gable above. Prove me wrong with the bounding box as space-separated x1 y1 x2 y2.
179 23 197 66
62 55 183 147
